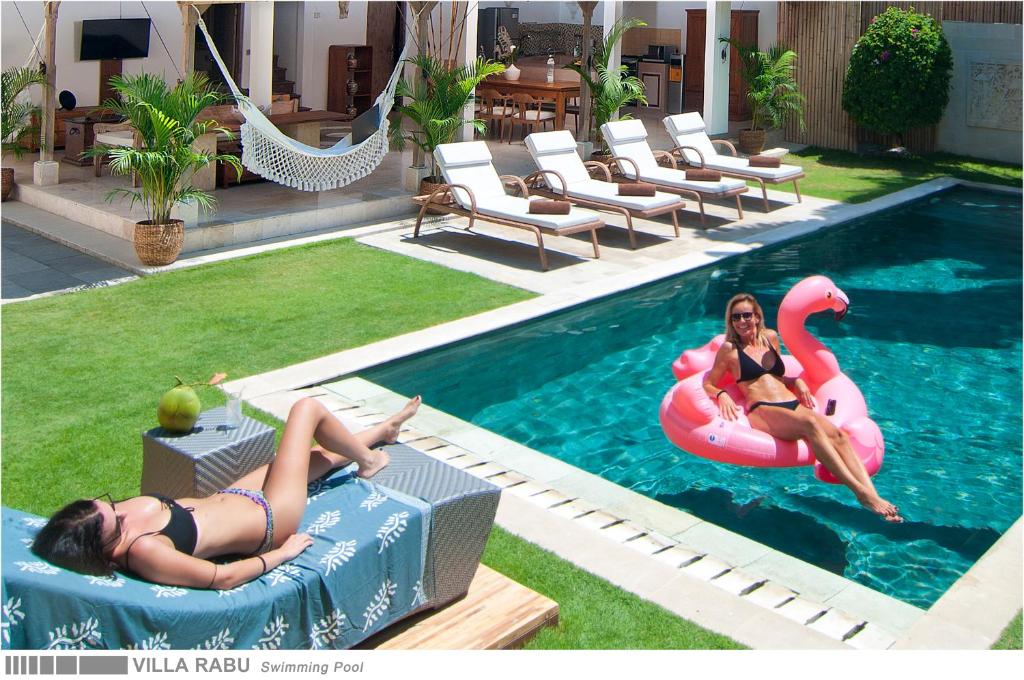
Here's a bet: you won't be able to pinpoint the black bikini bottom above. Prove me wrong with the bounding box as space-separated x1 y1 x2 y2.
747 399 800 414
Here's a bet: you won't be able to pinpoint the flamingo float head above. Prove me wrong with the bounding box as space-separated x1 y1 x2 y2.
780 275 850 323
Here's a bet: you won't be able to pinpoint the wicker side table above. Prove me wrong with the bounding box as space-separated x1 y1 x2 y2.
141 407 276 498
374 443 501 609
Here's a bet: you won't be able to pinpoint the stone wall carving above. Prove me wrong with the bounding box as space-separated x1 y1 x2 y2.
519 22 602 57
966 61 1022 131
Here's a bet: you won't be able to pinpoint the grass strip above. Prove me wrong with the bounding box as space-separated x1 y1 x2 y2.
992 611 1023 650
482 526 745 649
1 238 532 514
785 147 1021 204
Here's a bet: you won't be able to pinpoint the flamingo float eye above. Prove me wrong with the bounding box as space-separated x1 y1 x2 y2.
826 291 833 298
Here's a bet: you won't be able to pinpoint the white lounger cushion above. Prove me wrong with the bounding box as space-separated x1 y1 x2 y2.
663 113 803 180
600 121 746 194
93 130 135 147
476 196 600 230
434 141 600 229
566 179 681 210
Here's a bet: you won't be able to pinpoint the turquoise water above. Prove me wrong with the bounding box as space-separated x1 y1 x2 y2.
363 186 1023 608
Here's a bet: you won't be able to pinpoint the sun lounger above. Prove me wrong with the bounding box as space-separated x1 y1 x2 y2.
522 130 686 247
662 112 805 212
413 141 605 271
600 120 749 223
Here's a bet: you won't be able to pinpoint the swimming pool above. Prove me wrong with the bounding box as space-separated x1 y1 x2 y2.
362 186 1023 608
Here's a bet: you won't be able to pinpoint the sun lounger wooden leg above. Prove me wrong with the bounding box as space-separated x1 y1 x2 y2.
696 194 706 228
735 195 744 220
414 203 429 238
533 229 549 271
793 179 802 203
760 181 769 212
589 229 600 258
670 209 681 237
621 209 637 249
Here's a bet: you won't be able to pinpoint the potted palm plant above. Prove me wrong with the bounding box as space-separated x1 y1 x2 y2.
390 54 505 199
721 39 806 155
86 72 242 265
566 17 648 157
1 66 46 202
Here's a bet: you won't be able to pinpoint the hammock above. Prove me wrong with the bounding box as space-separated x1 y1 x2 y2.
195 10 409 191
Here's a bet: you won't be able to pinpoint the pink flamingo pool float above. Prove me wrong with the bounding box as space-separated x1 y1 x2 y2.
659 276 885 483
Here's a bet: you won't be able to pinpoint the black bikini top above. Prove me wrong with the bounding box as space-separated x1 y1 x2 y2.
126 494 198 564
737 343 785 383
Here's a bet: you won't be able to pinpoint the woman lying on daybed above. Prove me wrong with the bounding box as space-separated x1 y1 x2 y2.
32 396 421 589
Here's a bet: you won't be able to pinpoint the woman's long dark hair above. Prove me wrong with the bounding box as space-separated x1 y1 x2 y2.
31 500 115 576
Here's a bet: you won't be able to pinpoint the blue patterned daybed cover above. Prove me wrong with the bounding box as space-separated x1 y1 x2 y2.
2 470 429 650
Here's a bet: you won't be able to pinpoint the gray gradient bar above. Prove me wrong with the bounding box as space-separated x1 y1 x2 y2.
79 656 129 675
56 656 76 674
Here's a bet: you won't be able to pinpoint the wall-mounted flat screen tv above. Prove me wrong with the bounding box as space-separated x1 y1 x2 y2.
80 18 151 60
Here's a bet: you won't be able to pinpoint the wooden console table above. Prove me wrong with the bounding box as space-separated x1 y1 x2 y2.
62 115 124 166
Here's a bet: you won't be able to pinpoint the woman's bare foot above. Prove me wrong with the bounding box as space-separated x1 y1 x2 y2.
858 493 903 523
381 396 422 444
357 449 390 479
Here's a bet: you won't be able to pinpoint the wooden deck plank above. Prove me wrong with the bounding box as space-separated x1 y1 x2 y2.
359 565 559 649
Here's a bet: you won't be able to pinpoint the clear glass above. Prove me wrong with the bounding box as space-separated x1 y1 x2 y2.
225 387 243 428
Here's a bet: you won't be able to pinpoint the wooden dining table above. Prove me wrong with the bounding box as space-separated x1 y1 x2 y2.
482 77 581 132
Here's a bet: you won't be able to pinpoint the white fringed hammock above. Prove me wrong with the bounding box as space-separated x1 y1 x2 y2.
195 9 409 191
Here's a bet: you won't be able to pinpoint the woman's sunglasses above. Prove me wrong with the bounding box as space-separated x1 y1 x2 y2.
92 493 122 549
731 311 755 321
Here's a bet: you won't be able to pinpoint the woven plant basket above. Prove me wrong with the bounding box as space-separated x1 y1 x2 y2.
133 220 185 266
1 168 13 202
419 176 452 215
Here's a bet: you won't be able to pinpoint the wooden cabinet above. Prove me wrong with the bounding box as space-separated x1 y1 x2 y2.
25 107 97 151
328 45 373 116
684 9 758 120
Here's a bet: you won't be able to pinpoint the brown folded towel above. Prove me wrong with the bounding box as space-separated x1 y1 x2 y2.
685 168 722 182
748 155 781 168
528 199 571 215
618 182 656 197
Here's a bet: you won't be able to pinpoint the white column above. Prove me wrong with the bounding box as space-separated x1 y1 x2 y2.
703 0 731 135
459 2 479 142
247 0 274 110
601 0 624 122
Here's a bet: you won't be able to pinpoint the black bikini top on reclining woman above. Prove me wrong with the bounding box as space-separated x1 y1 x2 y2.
737 343 786 383
124 495 198 567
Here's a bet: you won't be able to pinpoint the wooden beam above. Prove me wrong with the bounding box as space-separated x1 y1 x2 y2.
179 2 198 77
39 1 59 163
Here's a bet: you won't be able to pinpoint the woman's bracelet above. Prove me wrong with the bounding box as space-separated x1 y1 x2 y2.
256 555 268 575
716 390 727 400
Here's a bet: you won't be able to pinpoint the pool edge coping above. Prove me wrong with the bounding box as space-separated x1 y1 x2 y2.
231 177 1022 649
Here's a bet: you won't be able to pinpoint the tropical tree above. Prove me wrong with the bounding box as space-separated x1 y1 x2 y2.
721 39 806 133
85 71 242 224
390 54 505 179
566 17 648 151
1 66 46 161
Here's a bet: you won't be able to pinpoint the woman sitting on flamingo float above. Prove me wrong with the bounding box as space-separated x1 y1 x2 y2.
660 276 902 522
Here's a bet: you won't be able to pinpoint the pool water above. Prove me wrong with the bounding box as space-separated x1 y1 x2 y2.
363 186 1023 608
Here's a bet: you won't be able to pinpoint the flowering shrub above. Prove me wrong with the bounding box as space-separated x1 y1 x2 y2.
842 7 953 142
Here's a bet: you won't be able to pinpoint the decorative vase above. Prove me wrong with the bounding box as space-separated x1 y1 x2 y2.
347 52 358 70
504 64 521 81
346 104 358 116
738 129 767 155
133 219 185 266
346 79 359 95
1 167 13 202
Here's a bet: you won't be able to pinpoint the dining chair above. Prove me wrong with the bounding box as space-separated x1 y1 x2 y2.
475 89 514 141
507 93 555 143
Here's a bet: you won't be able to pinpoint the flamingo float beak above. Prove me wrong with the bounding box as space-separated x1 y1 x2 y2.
834 289 850 322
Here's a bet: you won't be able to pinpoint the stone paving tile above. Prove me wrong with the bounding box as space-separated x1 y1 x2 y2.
461 461 508 479
546 498 600 519
420 444 469 460
807 608 865 641
404 436 448 450
774 596 829 626
443 454 483 470
573 510 622 531
711 569 766 597
651 545 703 568
522 489 575 509
503 480 550 499
4 268 83 293
623 531 676 556
599 520 647 543
679 555 733 581
844 623 897 650
487 471 529 489
396 428 429 443
0 282 34 298
741 581 798 610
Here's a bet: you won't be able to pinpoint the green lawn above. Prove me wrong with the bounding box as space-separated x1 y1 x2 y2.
784 147 1022 204
1 238 531 512
993 611 1023 650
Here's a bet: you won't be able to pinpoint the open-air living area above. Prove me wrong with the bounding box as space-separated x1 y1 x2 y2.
1 0 1023 669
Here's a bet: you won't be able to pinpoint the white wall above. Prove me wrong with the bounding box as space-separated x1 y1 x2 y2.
274 1 302 87
478 1 605 25
936 21 1022 163
1 1 183 107
292 0 367 110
